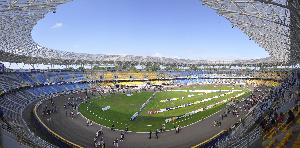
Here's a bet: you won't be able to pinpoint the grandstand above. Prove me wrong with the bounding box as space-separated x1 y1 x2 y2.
0 0 300 148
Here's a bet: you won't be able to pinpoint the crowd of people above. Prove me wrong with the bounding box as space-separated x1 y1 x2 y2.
92 125 130 147
63 96 85 119
41 92 87 123
213 70 300 147
254 72 299 133
41 98 57 118
212 99 248 127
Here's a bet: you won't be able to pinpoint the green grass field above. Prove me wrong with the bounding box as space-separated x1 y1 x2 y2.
79 84 251 132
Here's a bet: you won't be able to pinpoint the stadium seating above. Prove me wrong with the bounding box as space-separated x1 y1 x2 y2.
0 71 91 147
292 128 300 148
0 72 87 93
0 69 296 147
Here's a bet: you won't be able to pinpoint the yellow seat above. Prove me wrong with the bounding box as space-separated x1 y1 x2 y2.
266 139 276 148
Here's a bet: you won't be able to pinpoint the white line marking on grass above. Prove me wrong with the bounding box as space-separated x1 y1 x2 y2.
165 93 249 131
78 89 248 134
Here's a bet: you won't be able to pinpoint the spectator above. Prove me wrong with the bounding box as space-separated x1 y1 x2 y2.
155 129 159 139
120 132 125 141
111 124 115 131
149 130 152 139
125 126 128 133
286 110 295 124
277 112 285 123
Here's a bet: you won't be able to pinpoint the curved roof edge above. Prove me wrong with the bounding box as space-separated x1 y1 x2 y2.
201 0 300 65
0 0 298 66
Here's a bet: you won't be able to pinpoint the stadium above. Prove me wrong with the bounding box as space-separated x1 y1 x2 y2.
0 0 300 148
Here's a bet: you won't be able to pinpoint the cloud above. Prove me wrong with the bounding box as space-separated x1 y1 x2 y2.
51 22 63 29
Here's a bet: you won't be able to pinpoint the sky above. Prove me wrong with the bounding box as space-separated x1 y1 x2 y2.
32 0 269 60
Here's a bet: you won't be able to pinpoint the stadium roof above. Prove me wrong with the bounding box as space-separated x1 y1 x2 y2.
0 0 299 66
202 0 300 64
